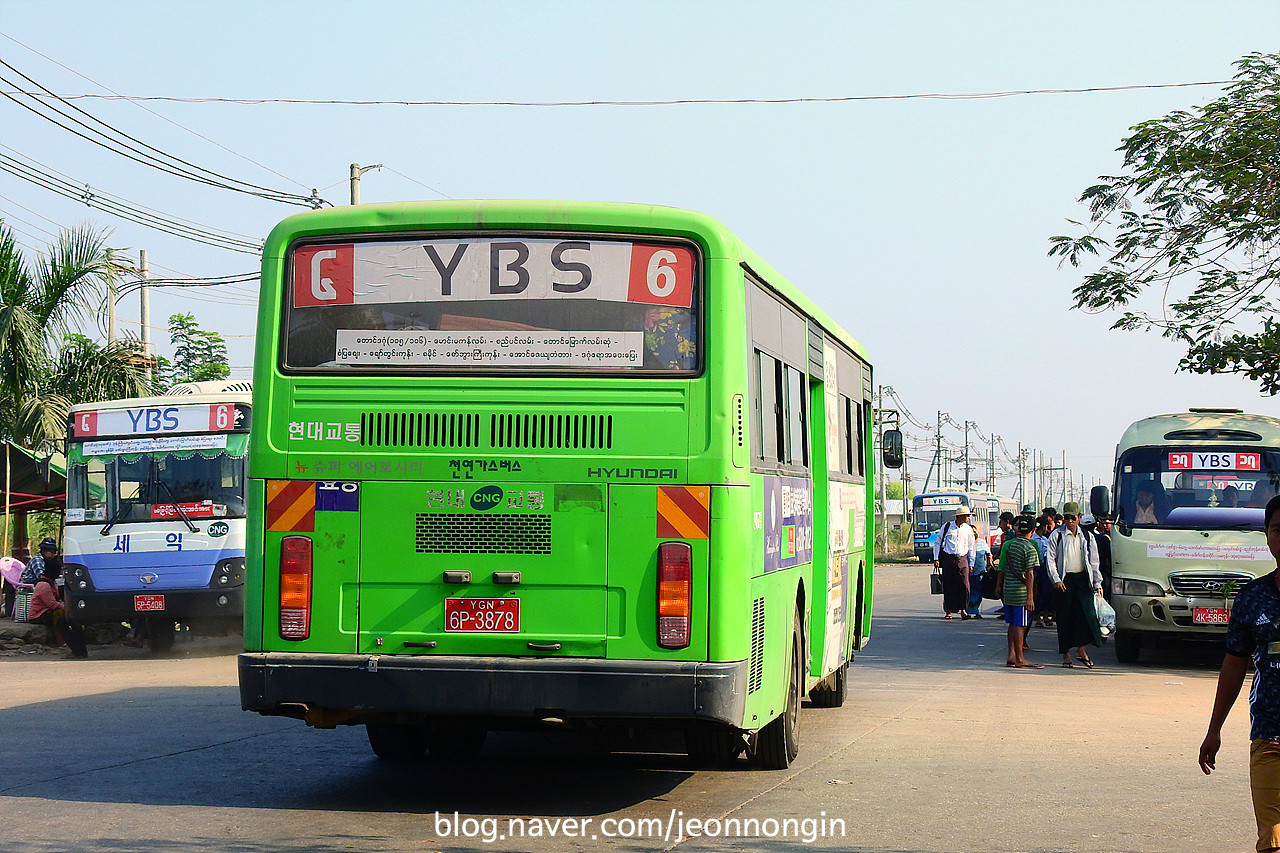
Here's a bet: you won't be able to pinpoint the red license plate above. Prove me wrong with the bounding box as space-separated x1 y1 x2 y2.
134 594 165 612
1193 607 1231 625
445 597 519 633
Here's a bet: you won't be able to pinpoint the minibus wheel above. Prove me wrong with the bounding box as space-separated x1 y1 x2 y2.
1114 630 1141 664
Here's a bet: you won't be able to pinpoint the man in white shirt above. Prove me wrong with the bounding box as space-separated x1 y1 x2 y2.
932 506 977 619
1045 501 1104 667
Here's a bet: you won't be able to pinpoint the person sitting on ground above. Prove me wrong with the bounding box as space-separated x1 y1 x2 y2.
29 561 88 658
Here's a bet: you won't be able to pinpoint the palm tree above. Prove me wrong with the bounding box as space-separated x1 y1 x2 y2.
0 220 152 553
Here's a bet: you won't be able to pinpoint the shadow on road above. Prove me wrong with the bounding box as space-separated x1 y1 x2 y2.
0 685 694 816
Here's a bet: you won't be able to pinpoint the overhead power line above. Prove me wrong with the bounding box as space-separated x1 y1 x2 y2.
2 80 1231 108
0 146 264 253
0 56 323 207
0 31 314 194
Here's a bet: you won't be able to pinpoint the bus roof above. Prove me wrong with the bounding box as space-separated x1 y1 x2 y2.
68 383 252 414
261 199 870 361
1117 410 1280 451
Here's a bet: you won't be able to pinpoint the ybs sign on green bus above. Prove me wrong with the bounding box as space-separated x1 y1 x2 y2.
239 200 901 769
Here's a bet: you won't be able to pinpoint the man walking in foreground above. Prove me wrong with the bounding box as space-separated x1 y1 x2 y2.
1200 494 1280 853
1001 515 1042 669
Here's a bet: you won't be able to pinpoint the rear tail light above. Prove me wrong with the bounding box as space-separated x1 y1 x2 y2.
279 536 312 640
657 541 692 649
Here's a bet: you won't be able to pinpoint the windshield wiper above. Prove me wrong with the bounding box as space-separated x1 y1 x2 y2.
99 497 136 536
156 480 199 533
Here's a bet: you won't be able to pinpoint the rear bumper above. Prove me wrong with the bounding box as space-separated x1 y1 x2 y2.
238 652 748 728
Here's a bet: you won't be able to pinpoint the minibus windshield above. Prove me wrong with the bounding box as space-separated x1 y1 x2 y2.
1115 446 1280 530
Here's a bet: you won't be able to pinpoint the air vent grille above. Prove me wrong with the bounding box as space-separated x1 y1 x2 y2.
748 597 766 694
415 513 552 554
362 412 480 448
1169 571 1254 598
491 413 613 449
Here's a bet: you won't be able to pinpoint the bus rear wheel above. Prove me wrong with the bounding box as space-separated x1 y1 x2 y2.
422 721 487 761
366 723 427 760
685 725 742 768
754 610 803 770
807 662 847 708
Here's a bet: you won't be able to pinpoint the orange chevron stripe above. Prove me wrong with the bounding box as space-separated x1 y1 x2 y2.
266 480 316 532
656 486 710 539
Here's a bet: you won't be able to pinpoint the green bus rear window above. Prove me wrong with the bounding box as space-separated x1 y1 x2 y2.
283 235 700 374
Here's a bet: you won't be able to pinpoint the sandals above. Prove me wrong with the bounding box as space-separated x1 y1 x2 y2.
1061 660 1074 668
1076 656 1095 668
943 613 953 620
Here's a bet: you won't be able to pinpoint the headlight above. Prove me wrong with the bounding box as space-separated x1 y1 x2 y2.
209 557 246 589
1112 578 1165 597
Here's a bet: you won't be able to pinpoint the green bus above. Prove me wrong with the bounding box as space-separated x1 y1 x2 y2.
238 200 902 769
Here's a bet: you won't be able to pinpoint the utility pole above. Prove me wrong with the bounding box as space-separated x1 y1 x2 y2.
988 435 997 494
106 248 117 343
139 249 151 386
350 163 384 205
923 411 942 494
962 421 972 491
1017 444 1026 508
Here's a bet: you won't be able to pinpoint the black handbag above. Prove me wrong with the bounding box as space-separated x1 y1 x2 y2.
930 570 944 595
981 570 1001 600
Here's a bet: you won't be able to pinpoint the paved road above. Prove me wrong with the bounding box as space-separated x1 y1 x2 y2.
0 562 1253 853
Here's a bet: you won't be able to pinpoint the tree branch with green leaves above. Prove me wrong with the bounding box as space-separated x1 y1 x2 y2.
1050 51 1280 392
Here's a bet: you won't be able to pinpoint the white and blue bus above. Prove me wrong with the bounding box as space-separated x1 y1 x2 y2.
910 491 1002 562
62 381 252 652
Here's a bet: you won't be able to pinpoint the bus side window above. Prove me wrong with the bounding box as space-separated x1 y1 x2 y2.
784 364 808 468
755 351 783 465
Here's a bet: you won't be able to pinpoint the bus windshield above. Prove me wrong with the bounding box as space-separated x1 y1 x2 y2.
67 444 248 523
1115 446 1280 530
914 508 956 533
285 237 700 373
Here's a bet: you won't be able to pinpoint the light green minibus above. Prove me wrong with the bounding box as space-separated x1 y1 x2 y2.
1095 409 1280 663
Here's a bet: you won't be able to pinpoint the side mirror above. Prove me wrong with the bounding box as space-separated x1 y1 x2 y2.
1090 485 1111 518
881 429 903 469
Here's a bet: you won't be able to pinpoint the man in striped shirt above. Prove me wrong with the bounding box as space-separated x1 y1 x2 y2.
1002 515 1043 669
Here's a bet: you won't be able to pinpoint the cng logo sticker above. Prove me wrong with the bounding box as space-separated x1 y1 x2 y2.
470 485 504 512
207 521 230 537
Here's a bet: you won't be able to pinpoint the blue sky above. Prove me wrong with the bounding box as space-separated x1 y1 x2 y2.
1 0 1278 496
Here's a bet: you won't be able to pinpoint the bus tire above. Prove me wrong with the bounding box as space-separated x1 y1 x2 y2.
754 610 803 770
807 662 847 708
423 722 487 761
145 617 175 654
366 723 427 760
685 725 742 768
1114 630 1141 664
